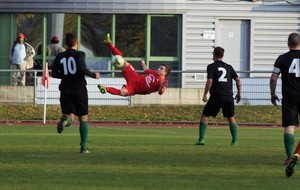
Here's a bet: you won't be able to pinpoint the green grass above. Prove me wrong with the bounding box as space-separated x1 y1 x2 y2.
0 105 282 124
0 125 298 190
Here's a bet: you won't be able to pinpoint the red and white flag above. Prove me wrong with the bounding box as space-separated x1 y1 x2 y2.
41 62 50 88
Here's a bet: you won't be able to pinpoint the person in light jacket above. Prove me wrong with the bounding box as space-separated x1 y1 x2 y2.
9 33 35 86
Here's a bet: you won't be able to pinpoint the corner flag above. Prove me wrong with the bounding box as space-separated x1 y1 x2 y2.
41 62 50 88
42 62 50 125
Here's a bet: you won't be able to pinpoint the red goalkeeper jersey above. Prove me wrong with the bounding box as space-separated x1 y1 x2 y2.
122 64 168 95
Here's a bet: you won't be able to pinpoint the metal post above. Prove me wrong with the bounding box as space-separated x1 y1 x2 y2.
33 71 37 106
42 14 47 69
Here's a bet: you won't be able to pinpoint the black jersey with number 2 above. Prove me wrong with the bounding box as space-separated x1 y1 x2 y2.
52 49 96 90
207 61 239 97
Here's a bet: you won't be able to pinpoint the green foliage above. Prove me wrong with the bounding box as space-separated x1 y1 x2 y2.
0 105 282 124
0 126 298 190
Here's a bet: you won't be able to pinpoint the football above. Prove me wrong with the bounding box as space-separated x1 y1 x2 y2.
112 55 125 68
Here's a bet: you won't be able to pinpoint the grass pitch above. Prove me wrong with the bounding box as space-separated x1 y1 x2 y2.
0 125 299 190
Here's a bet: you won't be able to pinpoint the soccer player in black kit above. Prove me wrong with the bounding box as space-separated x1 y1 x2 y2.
195 46 242 146
270 32 300 177
52 32 100 154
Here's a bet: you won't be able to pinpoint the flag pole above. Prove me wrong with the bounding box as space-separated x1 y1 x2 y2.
43 81 47 125
42 62 49 125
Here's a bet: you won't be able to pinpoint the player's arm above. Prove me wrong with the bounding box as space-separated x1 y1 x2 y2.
270 72 280 106
158 81 167 95
80 65 100 79
78 52 100 79
202 79 212 102
234 77 242 103
140 60 148 71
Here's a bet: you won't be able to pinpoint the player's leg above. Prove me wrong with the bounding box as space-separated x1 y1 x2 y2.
119 64 137 95
105 86 122 95
103 33 123 56
57 113 73 133
285 98 300 176
223 97 238 146
98 84 128 96
97 84 107 94
227 117 238 146
281 97 298 165
75 87 90 153
103 33 112 44
195 114 208 145
97 63 134 96
284 126 295 165
57 114 68 133
293 140 300 156
57 89 74 133
65 113 74 127
195 97 219 145
286 139 299 177
120 86 129 96
78 115 89 154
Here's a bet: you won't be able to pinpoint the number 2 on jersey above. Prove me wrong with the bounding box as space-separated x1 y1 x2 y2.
60 57 77 75
218 67 227 82
289 58 300 77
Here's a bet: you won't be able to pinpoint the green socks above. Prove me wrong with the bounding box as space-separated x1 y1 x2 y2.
284 133 295 158
229 123 238 143
65 116 72 127
199 122 208 140
198 122 238 145
79 121 89 149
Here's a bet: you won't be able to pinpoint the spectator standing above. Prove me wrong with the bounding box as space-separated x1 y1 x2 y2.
9 33 35 86
47 36 65 69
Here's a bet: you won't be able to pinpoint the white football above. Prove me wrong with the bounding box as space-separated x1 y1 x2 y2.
112 55 125 68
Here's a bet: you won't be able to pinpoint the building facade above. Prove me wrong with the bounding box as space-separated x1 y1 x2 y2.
0 0 299 90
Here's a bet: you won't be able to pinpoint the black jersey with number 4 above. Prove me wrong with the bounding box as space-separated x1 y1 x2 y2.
207 61 239 97
52 49 96 89
273 50 300 98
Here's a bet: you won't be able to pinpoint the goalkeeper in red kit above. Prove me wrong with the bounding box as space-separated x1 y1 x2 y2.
97 33 171 96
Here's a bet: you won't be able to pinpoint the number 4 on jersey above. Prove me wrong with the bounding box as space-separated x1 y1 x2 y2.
289 58 300 77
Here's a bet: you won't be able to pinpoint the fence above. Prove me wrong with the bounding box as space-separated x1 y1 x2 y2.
0 69 280 106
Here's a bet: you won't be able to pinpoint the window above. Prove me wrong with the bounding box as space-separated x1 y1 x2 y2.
11 13 182 86
150 16 178 56
16 14 42 51
149 16 181 87
80 14 112 57
62 14 77 46
115 14 146 57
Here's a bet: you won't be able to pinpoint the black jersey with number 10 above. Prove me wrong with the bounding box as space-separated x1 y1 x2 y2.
207 61 239 97
52 49 96 90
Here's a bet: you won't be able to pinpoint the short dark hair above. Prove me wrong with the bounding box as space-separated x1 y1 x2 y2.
162 64 171 76
213 46 224 59
288 33 300 48
65 32 77 48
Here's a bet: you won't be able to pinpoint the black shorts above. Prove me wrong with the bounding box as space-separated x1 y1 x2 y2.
60 86 88 116
203 95 235 118
282 96 300 127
